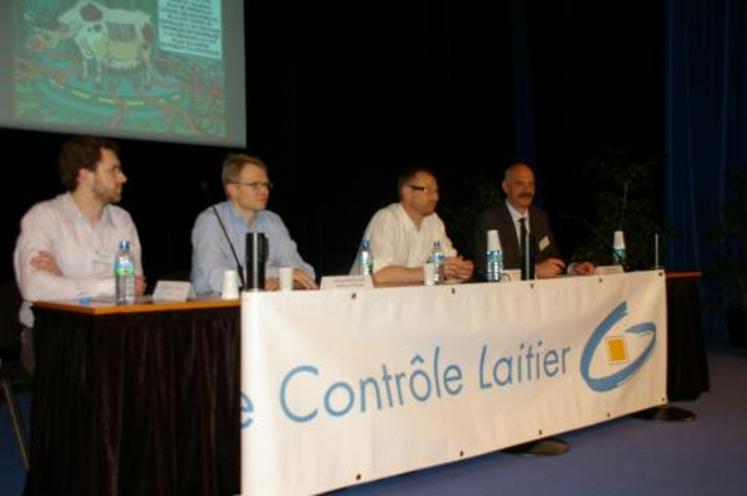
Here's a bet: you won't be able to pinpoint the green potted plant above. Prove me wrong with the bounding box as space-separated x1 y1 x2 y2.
571 147 665 269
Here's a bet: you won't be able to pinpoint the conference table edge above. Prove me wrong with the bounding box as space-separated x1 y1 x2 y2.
32 297 239 315
32 270 700 315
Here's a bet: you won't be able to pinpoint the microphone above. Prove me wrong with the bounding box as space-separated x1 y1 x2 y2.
556 213 628 270
521 229 535 280
211 206 246 290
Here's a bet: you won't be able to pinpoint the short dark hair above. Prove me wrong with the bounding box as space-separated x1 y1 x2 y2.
397 167 436 193
221 154 268 186
58 136 119 191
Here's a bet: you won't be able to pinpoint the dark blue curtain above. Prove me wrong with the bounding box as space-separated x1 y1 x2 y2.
665 0 747 337
510 0 536 164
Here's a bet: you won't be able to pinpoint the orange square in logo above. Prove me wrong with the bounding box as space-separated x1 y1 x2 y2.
606 336 628 364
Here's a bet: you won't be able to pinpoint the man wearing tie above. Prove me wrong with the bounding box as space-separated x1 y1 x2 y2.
474 162 595 279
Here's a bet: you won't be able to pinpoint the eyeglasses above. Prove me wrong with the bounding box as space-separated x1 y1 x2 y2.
232 181 273 191
407 184 439 194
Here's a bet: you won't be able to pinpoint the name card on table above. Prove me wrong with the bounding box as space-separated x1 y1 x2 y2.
153 281 196 301
320 275 374 290
595 265 625 275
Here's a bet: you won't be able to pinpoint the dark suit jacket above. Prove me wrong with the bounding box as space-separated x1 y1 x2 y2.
474 202 562 277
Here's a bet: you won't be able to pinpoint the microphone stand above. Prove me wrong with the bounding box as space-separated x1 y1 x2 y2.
506 231 568 456
212 206 246 290
521 230 535 280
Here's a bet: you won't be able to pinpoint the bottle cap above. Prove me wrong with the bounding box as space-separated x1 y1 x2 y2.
487 230 501 252
613 230 625 248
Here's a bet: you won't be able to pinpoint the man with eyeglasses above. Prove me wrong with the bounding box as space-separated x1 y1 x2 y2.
191 154 317 292
356 168 474 284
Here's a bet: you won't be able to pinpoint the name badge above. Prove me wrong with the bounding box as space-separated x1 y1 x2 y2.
539 235 550 251
93 248 115 269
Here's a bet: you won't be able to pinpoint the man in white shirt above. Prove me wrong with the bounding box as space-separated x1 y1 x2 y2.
358 168 474 284
13 136 145 373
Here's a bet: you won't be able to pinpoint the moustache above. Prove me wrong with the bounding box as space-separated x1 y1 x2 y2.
518 193 533 198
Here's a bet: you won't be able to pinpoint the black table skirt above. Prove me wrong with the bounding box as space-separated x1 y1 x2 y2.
25 307 240 496
666 276 710 401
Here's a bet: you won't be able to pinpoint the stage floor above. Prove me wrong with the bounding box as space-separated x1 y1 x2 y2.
2 344 745 496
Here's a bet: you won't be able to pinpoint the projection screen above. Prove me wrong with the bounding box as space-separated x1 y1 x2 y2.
0 0 246 146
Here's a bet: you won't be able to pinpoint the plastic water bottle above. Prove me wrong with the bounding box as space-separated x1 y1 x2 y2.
114 240 135 304
613 230 626 267
357 239 374 276
429 240 445 284
486 229 503 282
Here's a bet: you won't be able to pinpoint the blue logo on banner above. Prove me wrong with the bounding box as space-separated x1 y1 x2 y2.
581 302 656 392
241 392 254 429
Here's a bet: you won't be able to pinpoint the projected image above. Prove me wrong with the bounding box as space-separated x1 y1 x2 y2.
15 0 226 139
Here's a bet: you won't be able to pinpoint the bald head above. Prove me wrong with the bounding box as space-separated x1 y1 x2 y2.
502 162 535 212
504 162 533 181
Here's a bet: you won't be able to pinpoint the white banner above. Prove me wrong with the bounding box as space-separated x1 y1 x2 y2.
241 271 667 495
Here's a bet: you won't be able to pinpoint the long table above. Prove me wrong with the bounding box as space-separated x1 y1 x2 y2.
24 271 707 495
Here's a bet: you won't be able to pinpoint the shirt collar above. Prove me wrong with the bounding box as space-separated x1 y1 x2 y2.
62 192 113 226
395 203 419 232
224 200 264 230
505 200 529 224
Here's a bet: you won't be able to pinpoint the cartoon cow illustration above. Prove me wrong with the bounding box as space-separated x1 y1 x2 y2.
26 1 155 89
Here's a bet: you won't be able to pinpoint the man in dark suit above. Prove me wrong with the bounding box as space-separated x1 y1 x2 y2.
475 162 595 279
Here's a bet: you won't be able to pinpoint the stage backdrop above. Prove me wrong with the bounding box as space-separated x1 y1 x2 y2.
665 0 747 338
240 271 667 495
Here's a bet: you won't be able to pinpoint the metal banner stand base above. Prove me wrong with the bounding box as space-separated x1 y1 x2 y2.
632 404 696 422
503 437 569 456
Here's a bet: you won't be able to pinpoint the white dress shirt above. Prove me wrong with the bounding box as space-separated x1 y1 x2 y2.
358 203 458 273
13 192 142 327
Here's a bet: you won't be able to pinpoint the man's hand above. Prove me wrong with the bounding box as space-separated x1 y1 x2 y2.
265 278 280 291
265 270 318 291
31 250 148 295
571 261 595 276
135 275 147 296
30 251 62 276
444 257 475 282
535 257 565 278
292 269 318 289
